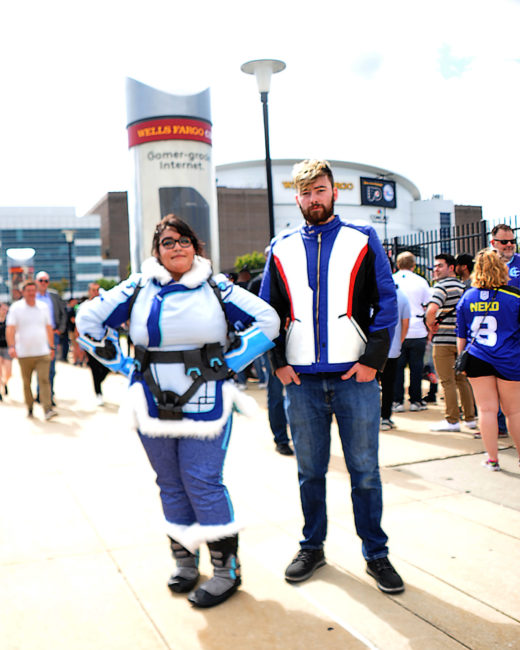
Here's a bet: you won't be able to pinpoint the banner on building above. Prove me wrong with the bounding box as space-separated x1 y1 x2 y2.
360 177 397 209
126 78 219 271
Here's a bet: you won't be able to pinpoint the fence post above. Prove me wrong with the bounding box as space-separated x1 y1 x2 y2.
480 220 488 250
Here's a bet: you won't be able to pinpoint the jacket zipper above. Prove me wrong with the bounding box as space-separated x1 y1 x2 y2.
316 232 322 363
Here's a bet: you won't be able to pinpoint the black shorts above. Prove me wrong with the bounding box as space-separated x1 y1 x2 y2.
465 354 511 381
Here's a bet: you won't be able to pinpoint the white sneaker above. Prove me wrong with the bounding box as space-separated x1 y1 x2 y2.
464 420 477 430
409 402 427 411
430 420 460 432
95 394 104 406
392 402 405 412
44 409 58 421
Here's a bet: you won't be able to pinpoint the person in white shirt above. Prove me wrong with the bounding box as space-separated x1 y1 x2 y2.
392 252 431 412
6 280 57 420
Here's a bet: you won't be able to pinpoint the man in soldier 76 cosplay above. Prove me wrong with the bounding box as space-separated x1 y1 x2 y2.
260 160 404 594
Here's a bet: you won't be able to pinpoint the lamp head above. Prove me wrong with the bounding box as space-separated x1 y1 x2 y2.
241 59 286 93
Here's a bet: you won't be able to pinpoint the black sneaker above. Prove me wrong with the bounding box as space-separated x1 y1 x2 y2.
285 548 325 583
366 557 404 593
275 443 294 456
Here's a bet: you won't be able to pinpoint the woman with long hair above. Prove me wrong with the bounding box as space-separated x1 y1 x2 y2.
456 248 520 470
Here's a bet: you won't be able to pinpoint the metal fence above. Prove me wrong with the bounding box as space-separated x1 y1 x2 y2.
384 217 520 283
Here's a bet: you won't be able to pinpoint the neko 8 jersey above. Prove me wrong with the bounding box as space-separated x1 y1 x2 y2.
456 285 520 380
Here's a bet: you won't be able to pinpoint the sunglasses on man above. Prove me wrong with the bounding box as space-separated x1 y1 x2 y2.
492 238 516 245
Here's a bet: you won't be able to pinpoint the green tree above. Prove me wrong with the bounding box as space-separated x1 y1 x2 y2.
97 278 118 291
49 278 68 296
234 251 266 273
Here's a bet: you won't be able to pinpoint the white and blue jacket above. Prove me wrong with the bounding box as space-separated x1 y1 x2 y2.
260 216 397 374
77 256 280 438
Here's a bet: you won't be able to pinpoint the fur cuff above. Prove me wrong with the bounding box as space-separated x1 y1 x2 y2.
166 520 242 553
140 255 212 288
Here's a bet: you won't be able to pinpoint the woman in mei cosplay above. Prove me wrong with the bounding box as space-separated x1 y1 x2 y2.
77 214 279 608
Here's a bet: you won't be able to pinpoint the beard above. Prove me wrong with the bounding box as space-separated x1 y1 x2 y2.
299 197 335 225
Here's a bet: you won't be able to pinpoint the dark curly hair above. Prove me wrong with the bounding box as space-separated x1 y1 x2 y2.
152 214 206 259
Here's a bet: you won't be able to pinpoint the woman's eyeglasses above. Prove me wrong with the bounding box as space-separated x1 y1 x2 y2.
160 236 192 249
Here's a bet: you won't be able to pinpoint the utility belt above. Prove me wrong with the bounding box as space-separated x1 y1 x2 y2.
134 343 232 420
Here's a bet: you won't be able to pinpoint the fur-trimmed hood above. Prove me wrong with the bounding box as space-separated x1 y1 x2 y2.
140 256 212 288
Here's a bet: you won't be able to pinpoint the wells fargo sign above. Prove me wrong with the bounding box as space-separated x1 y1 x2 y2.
128 118 212 147
282 181 354 190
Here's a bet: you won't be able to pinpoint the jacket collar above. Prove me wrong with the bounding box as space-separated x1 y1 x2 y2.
302 215 341 237
140 256 212 288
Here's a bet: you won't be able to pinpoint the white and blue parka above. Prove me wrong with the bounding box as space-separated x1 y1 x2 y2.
77 256 280 438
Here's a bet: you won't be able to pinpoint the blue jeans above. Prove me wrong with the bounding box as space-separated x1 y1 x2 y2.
267 368 290 446
253 352 269 385
498 407 508 433
394 337 427 404
49 332 60 396
285 374 388 561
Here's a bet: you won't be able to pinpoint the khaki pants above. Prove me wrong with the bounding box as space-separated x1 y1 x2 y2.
433 345 475 423
18 355 51 412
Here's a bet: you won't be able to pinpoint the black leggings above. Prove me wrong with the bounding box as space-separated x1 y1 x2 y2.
87 353 110 394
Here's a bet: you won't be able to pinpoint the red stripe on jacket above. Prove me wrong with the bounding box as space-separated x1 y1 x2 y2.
346 245 368 317
273 254 295 323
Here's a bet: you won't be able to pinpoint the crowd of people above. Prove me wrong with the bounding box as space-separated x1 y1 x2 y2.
2 160 520 612
0 272 118 419
388 223 520 474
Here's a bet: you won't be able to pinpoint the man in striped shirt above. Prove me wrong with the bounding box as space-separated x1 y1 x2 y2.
425 254 476 432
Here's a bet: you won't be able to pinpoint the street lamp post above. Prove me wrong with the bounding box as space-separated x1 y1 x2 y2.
241 59 286 241
62 230 75 299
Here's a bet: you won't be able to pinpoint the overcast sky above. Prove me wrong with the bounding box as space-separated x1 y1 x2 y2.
1 0 519 222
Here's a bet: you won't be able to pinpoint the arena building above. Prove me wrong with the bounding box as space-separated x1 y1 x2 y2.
215 159 481 270
85 158 482 275
219 159 440 237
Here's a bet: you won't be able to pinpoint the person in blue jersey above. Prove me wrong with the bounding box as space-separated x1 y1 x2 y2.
490 224 520 288
77 215 279 608
260 159 404 594
456 248 520 471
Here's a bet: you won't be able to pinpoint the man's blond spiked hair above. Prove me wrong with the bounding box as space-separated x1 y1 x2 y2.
292 159 334 192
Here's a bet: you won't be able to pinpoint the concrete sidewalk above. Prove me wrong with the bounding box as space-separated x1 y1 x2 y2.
0 361 519 649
